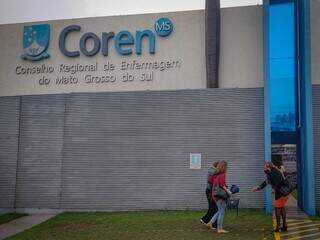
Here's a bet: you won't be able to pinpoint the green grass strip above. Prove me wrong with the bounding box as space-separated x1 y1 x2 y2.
0 213 28 225
6 209 273 240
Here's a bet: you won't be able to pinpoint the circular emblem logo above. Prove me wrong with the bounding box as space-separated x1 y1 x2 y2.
155 18 173 37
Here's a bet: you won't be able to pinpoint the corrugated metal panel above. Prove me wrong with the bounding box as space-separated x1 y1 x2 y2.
15 95 65 209
61 88 265 210
2 89 265 211
313 85 320 212
0 97 20 209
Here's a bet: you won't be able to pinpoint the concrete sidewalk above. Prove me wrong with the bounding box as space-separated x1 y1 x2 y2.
0 214 57 240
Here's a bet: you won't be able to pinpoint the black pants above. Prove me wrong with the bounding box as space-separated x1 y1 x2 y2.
201 189 218 227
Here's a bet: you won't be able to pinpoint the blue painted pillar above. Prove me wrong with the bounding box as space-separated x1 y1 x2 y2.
263 0 273 214
297 0 316 216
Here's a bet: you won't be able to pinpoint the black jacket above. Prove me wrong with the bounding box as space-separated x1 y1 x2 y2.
259 168 285 200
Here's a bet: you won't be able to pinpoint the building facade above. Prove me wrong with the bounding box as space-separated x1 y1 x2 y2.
0 0 318 214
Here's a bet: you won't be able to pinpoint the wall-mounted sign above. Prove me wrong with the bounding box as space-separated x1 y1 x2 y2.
22 18 174 62
190 153 201 169
0 11 206 97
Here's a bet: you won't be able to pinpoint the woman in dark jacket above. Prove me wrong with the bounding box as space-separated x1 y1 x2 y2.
252 162 289 232
200 161 219 227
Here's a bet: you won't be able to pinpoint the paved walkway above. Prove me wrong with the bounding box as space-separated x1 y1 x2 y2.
0 214 57 240
274 196 320 240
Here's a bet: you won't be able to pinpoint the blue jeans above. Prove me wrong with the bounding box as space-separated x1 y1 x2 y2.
210 199 226 230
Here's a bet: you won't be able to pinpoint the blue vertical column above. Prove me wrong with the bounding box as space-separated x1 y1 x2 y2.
298 0 316 215
263 0 273 214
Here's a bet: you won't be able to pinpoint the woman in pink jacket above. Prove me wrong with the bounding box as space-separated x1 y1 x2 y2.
207 161 230 234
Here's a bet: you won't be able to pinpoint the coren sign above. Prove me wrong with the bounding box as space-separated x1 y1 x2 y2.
0 11 206 96
59 26 157 57
24 18 173 60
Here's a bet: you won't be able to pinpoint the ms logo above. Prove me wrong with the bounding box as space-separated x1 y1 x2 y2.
155 17 173 37
21 24 50 61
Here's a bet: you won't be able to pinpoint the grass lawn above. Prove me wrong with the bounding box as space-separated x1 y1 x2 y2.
0 213 27 225
6 209 273 240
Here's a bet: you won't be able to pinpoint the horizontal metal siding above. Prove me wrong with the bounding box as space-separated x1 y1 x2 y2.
15 95 65 209
61 88 265 210
313 85 320 212
0 97 20 209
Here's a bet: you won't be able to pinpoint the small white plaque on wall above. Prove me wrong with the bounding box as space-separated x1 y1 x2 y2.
190 153 201 169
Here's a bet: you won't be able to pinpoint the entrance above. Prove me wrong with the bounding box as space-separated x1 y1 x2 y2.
269 0 298 205
265 0 316 215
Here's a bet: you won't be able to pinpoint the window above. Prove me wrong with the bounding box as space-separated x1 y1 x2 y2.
269 1 296 133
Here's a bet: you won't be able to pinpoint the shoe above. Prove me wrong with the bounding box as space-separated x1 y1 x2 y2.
274 228 280 233
200 219 207 225
217 229 229 234
206 222 215 230
281 226 288 232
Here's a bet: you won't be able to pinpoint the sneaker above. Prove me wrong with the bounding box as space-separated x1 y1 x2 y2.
281 226 288 232
217 229 229 234
200 219 207 225
206 222 215 230
274 228 280 233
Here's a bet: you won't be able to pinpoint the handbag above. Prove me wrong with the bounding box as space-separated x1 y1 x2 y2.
212 185 229 200
279 178 295 196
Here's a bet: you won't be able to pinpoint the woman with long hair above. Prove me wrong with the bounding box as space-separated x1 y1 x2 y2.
207 161 230 234
252 161 289 232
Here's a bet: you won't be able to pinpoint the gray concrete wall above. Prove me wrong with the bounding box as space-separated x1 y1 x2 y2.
15 95 65 209
0 88 266 211
0 97 20 211
0 6 266 212
313 86 320 212
219 6 263 88
0 10 206 96
0 6 264 99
